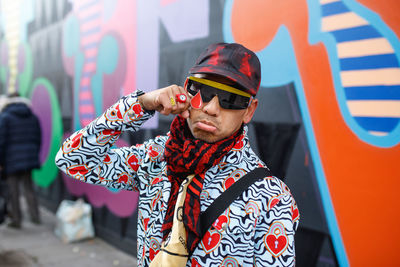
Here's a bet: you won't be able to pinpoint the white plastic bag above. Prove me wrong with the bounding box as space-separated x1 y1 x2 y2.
54 199 95 243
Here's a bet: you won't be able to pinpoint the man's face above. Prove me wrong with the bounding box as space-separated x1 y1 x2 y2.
186 73 258 143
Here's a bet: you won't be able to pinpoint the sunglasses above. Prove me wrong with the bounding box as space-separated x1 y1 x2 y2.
184 76 253 110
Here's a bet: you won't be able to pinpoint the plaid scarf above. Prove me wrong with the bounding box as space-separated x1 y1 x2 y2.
162 115 242 253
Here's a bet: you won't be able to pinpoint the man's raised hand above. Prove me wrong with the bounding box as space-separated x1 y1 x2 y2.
137 85 191 118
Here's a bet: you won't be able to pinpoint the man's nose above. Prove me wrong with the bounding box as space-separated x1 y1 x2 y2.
203 95 220 115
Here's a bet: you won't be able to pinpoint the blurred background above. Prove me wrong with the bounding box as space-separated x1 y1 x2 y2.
0 0 399 266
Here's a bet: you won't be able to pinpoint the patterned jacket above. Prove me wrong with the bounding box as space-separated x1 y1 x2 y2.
55 91 300 267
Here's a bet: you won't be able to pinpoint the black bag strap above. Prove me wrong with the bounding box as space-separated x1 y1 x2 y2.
200 167 273 236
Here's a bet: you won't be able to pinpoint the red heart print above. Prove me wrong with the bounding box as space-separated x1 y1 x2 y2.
132 103 143 116
124 103 144 121
151 177 162 185
104 155 111 163
264 222 289 257
127 154 139 171
213 215 228 231
117 174 129 184
291 204 299 221
117 107 122 119
233 134 245 150
112 104 123 119
266 235 288 256
224 177 235 189
148 145 160 158
149 238 160 261
269 198 280 210
107 104 123 121
224 170 245 190
191 258 201 267
71 133 83 148
102 129 121 136
233 140 244 150
68 165 89 176
149 247 159 261
63 133 83 153
143 218 150 231
151 191 162 209
201 230 222 254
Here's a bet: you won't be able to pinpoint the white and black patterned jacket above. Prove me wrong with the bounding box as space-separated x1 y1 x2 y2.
56 91 300 267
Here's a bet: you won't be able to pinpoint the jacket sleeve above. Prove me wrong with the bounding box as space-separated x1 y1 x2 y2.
0 114 8 166
55 91 154 191
253 191 300 267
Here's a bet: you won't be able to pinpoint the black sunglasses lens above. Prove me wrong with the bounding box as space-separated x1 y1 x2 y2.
218 90 249 109
187 80 214 102
186 80 199 95
186 79 250 109
199 87 216 103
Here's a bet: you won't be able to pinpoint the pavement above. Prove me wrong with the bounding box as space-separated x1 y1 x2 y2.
0 202 137 267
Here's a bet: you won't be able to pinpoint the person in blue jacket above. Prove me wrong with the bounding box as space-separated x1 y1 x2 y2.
0 92 42 228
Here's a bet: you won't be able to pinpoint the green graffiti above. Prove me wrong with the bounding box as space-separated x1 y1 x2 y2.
29 78 63 187
0 40 8 86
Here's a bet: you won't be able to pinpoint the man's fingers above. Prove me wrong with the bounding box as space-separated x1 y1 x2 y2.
158 94 173 115
175 85 191 112
149 85 191 116
181 109 190 119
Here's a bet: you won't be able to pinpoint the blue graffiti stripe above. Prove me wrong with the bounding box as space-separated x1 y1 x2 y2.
85 56 97 63
321 2 349 17
81 73 92 79
80 13 101 24
354 116 399 132
80 85 90 91
345 85 400 100
79 0 100 11
320 1 400 138
339 54 399 70
80 113 95 119
82 26 101 37
82 71 93 79
330 25 381 42
83 42 98 50
79 99 92 105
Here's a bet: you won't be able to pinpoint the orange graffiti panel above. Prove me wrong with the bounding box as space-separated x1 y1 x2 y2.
358 0 400 35
231 0 400 265
231 0 309 52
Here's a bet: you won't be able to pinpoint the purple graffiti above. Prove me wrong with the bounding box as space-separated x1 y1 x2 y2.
31 85 52 163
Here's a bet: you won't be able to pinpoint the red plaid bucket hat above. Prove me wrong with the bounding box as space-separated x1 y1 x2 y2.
189 43 261 96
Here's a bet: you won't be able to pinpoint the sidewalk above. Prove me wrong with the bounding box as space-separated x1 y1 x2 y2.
0 203 137 267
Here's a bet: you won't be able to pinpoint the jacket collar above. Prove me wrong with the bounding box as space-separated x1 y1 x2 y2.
1 96 31 112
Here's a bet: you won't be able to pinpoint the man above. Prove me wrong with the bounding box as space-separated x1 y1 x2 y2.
56 43 299 266
0 92 42 228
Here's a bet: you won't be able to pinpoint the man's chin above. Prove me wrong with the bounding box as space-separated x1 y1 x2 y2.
191 130 220 143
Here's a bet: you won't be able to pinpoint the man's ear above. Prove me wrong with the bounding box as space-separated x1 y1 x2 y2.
243 98 258 124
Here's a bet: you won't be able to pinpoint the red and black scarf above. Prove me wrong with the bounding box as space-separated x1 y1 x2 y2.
162 115 243 253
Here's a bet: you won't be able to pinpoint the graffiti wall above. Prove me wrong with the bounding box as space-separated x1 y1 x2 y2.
0 0 399 266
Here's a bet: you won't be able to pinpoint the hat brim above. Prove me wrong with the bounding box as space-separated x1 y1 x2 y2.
189 66 255 96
